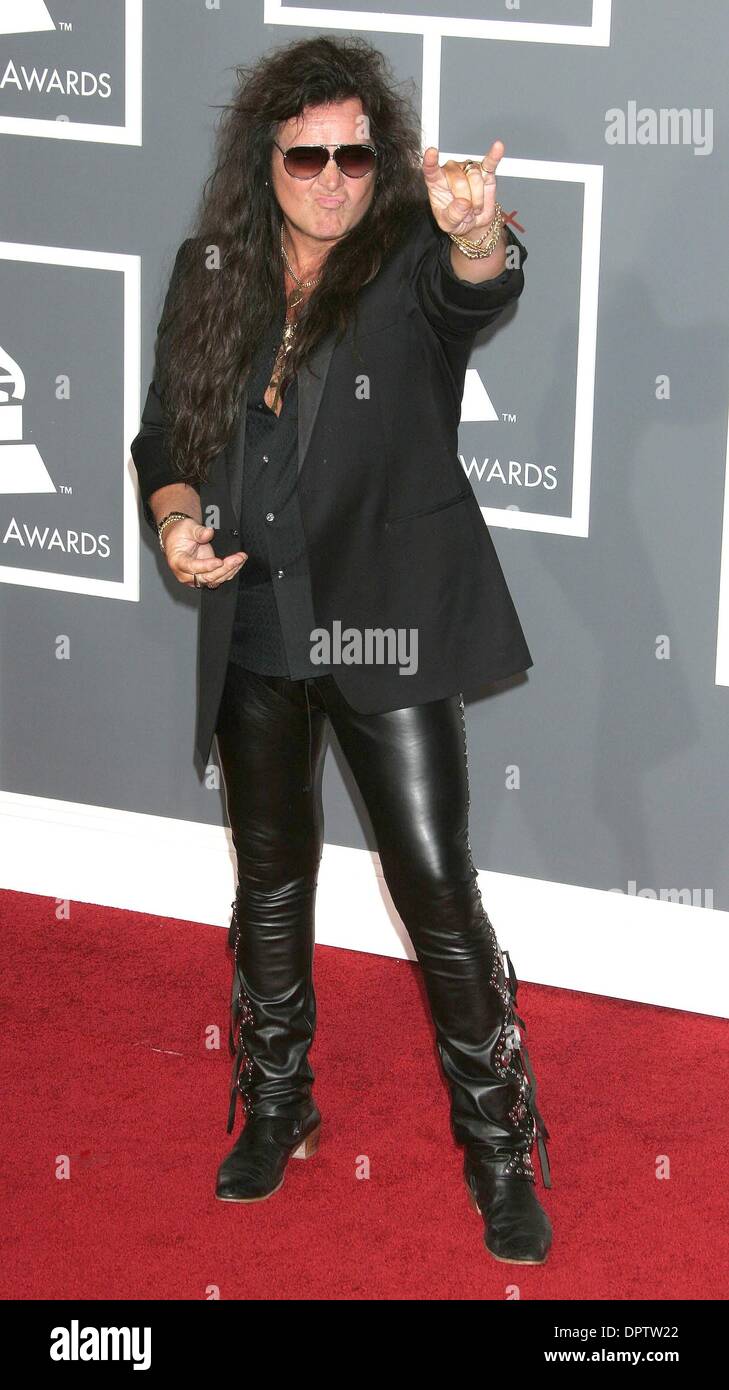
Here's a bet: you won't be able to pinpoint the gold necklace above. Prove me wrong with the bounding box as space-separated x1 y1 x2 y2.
267 227 321 412
280 224 321 306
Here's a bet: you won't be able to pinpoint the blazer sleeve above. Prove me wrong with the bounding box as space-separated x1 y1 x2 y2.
409 206 528 342
129 238 200 535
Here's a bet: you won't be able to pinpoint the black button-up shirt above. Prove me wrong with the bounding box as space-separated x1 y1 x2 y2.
228 307 333 678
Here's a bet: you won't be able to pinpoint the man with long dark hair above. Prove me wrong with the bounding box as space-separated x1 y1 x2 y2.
130 34 553 1266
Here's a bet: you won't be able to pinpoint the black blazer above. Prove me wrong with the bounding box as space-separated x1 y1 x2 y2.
130 207 533 767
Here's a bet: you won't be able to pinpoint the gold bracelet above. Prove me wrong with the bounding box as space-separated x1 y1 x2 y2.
449 202 505 259
157 511 194 551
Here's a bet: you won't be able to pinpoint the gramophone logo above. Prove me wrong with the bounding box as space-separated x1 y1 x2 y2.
0 344 55 494
0 0 55 35
461 369 498 423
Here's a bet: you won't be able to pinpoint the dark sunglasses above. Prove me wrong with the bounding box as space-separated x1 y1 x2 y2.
273 139 378 180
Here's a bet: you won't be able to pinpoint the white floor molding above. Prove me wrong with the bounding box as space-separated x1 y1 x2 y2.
0 789 726 1017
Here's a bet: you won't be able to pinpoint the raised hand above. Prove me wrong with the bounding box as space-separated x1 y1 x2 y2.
421 139 504 240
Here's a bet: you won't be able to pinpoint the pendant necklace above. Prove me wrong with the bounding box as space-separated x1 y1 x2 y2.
267 225 321 412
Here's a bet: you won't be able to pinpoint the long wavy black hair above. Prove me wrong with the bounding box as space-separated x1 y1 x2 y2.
155 34 428 485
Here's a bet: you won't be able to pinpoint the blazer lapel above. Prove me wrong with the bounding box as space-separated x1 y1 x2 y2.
224 326 339 522
297 327 338 479
224 386 248 522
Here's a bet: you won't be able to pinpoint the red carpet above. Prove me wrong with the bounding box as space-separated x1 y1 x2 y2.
1 887 726 1301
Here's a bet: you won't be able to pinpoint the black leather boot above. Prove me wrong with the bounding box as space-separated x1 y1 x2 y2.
464 1147 551 1264
215 1109 322 1202
413 898 553 1265
460 927 552 1264
215 893 321 1202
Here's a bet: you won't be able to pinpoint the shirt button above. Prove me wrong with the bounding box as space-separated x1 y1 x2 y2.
262 454 269 463
276 569 285 579
265 512 274 523
230 528 239 537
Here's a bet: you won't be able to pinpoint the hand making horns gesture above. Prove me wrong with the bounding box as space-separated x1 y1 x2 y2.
421 138 505 240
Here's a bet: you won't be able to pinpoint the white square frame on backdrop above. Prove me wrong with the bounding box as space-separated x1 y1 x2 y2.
714 410 729 686
263 0 613 47
0 240 141 601
0 0 142 145
442 154 602 541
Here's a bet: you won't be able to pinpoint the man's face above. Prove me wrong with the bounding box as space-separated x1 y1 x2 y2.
271 97 377 246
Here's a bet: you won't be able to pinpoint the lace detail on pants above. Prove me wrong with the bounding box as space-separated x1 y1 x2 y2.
226 895 255 1132
457 693 552 1188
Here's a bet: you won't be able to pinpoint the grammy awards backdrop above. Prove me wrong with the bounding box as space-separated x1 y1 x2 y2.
1 0 727 1017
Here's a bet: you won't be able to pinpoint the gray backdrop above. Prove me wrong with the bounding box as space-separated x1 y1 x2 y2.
1 0 728 913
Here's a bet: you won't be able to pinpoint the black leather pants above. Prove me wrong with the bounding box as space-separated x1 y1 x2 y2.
214 661 550 1186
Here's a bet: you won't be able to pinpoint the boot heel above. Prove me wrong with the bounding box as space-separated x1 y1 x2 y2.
291 1122 321 1160
466 1181 481 1215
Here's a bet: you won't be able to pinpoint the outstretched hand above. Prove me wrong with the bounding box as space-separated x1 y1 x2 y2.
162 518 247 589
421 139 504 240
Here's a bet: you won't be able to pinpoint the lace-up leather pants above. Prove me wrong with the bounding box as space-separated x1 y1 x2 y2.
214 661 550 1185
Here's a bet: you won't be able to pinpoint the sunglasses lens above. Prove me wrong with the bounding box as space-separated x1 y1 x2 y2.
280 144 377 179
336 145 376 178
284 147 328 179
